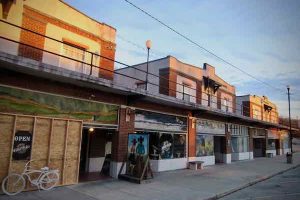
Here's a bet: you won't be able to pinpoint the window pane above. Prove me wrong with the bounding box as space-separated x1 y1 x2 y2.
159 133 173 159
173 134 186 158
196 134 214 156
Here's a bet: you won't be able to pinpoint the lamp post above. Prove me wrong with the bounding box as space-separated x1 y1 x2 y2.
287 85 293 154
145 40 151 90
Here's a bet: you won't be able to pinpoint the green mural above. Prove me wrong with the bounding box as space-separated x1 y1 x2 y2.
0 85 118 124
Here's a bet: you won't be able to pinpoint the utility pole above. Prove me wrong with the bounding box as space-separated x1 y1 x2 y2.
287 85 293 154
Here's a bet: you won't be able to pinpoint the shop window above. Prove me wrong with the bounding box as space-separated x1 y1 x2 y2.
173 134 186 158
148 132 186 160
267 139 276 150
196 134 214 156
231 136 249 153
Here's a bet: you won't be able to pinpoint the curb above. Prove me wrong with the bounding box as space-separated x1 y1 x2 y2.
204 164 300 200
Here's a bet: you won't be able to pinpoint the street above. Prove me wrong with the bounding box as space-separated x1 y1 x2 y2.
221 166 300 200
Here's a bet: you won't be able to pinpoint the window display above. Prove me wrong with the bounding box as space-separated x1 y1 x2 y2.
231 136 249 153
148 132 186 160
196 134 214 156
267 139 276 150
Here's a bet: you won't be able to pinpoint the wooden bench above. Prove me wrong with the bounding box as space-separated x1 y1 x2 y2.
189 161 204 170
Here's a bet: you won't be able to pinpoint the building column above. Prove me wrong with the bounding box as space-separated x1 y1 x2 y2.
224 125 231 164
249 128 254 159
110 106 135 178
188 117 196 161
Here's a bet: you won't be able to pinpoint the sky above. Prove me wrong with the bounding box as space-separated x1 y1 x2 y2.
65 0 300 118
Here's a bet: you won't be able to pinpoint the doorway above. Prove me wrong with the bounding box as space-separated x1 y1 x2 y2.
275 139 280 155
253 138 266 157
214 136 226 163
79 128 113 182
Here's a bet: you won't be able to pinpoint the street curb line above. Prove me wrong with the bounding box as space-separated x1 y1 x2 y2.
204 164 300 200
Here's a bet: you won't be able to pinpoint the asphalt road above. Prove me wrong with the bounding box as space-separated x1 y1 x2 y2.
220 166 300 200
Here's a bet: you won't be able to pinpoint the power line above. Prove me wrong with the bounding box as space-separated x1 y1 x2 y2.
117 33 165 58
124 0 287 94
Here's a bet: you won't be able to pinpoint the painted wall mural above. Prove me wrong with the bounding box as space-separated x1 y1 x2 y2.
135 110 187 132
196 119 225 135
0 85 118 124
196 134 214 156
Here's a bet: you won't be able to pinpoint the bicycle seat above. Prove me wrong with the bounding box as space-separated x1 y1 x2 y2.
41 167 49 171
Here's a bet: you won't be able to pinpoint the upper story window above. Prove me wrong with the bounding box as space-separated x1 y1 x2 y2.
182 83 191 102
61 42 86 73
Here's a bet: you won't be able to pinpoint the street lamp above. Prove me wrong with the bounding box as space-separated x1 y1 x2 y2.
287 85 292 154
145 40 152 90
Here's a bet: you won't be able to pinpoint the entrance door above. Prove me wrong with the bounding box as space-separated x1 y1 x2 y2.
79 128 113 182
214 136 225 163
275 139 280 155
253 138 266 157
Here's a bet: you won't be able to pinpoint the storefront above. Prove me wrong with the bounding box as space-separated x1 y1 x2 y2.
230 125 251 161
279 130 290 154
194 119 229 165
134 110 187 172
0 84 119 187
251 128 267 157
266 129 280 157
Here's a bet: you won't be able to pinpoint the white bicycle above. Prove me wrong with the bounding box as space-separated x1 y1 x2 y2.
1 160 59 195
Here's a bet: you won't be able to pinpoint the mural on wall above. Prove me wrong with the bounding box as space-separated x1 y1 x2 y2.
196 119 225 135
135 110 187 132
159 133 174 159
0 85 118 124
196 134 214 156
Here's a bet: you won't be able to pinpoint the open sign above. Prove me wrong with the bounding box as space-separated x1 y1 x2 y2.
12 131 32 160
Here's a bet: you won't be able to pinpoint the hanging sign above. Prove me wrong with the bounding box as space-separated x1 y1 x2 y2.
12 131 32 160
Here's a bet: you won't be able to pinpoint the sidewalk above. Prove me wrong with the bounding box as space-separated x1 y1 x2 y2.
1 153 300 200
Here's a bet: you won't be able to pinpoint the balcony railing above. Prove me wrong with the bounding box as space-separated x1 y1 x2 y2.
0 19 279 124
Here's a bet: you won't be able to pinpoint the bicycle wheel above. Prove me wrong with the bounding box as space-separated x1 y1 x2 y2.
1 173 25 195
39 171 59 191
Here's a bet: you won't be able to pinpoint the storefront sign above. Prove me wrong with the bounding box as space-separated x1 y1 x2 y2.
0 85 118 124
12 131 32 160
135 110 187 132
196 119 225 135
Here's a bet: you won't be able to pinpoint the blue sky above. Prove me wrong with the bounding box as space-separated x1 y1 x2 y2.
65 0 300 118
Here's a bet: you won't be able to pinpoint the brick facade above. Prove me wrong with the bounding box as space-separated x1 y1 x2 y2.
188 117 196 157
18 12 46 61
112 107 135 162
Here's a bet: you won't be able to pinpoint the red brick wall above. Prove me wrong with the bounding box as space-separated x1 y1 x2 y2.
99 40 115 80
0 69 126 105
112 107 135 162
159 68 170 96
196 81 202 104
169 69 177 97
18 13 46 61
188 117 196 157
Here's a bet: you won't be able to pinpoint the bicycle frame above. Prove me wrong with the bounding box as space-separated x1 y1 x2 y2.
20 160 49 188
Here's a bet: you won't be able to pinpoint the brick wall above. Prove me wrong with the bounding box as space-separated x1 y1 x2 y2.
188 117 196 157
112 107 135 162
99 40 116 80
18 12 46 61
0 69 126 105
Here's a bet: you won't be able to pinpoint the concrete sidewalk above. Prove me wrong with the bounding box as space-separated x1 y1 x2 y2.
1 153 300 200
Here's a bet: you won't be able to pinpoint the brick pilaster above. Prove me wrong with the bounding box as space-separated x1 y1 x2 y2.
188 117 196 157
225 124 231 154
249 128 253 152
112 107 135 162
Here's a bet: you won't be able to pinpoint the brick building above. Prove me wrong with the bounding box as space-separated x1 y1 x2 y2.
0 0 295 192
